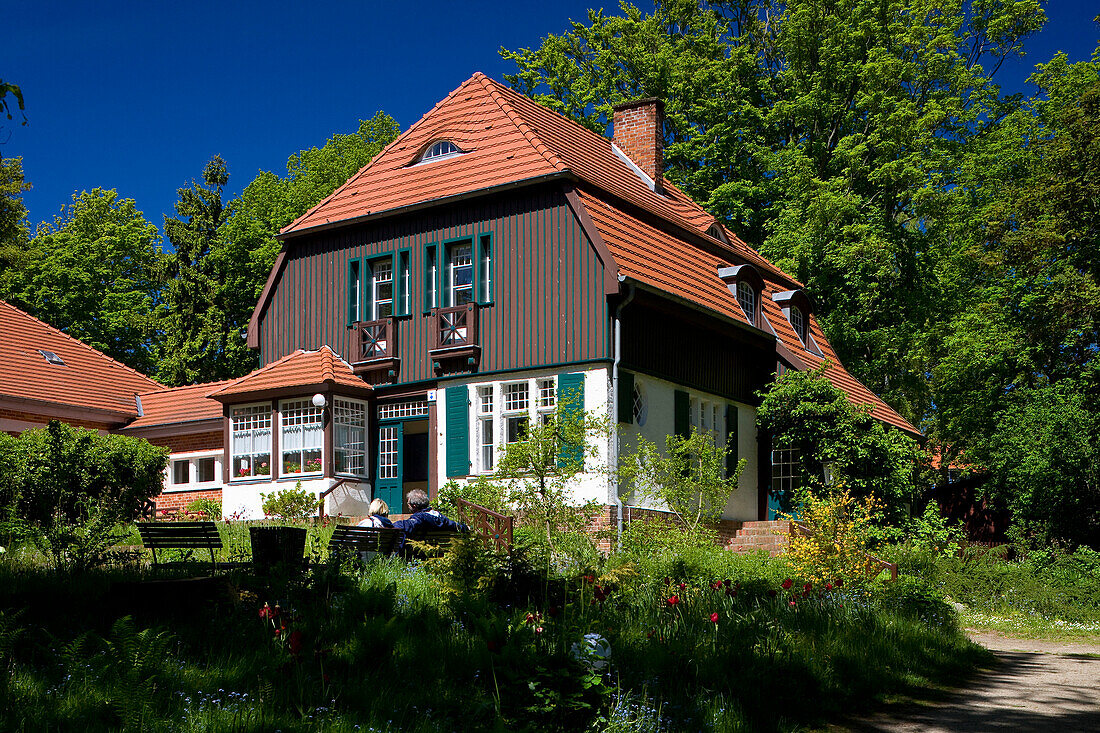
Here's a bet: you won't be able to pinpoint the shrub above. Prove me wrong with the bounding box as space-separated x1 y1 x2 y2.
786 487 883 585
0 421 167 570
261 482 316 521
184 497 221 519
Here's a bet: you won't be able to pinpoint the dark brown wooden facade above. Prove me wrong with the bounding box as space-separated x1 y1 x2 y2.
257 185 611 384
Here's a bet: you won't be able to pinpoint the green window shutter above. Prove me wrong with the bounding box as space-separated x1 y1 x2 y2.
617 371 634 424
674 390 690 439
725 404 739 477
557 372 586 467
445 387 470 477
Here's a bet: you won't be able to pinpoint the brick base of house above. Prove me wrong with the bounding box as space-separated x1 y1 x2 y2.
588 505 792 556
154 488 223 514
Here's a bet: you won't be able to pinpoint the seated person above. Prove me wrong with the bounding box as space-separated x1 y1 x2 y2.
392 489 468 552
357 498 393 528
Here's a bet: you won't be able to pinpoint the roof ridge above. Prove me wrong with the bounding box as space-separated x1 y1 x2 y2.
139 378 232 397
282 76 486 236
0 299 163 389
208 349 306 396
474 74 566 173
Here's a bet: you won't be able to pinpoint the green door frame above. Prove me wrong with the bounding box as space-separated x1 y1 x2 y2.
375 420 404 512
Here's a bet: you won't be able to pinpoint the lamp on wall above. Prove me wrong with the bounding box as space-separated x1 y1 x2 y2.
822 460 836 486
312 393 328 409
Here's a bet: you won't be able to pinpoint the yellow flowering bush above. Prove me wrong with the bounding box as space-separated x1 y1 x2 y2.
785 487 883 585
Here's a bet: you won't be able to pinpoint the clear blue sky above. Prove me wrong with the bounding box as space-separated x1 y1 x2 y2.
4 1 1098 234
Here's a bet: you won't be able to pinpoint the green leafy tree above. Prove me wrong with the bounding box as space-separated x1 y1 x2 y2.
756 365 921 522
2 189 163 373
0 156 30 283
0 421 168 570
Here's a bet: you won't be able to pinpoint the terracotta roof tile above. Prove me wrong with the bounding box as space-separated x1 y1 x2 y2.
207 347 369 401
0 300 162 419
123 380 230 430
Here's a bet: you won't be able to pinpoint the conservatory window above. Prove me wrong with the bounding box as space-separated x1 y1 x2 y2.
231 404 272 479
334 398 368 476
280 399 324 476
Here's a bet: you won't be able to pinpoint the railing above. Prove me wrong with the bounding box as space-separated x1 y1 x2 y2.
456 497 513 553
791 521 898 582
431 303 478 351
352 318 396 362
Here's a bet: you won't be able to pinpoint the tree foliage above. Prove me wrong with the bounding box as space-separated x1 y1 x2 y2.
0 156 30 283
2 189 163 373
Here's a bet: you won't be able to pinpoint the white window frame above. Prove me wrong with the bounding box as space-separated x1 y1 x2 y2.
446 241 473 307
371 257 394 320
334 397 368 477
418 140 462 163
230 403 272 481
772 446 801 495
279 399 324 477
737 281 756 326
471 375 561 474
790 305 806 344
164 450 223 492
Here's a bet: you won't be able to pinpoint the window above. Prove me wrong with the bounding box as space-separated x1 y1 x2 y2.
231 404 272 479
477 386 495 472
632 380 648 426
280 399 323 475
197 457 216 483
378 401 429 420
536 377 556 425
772 447 801 495
38 349 65 365
478 234 492 303
425 244 438 311
397 250 411 316
790 306 806 343
737 281 756 326
419 140 461 162
172 460 189 485
378 425 399 479
334 398 367 476
348 260 361 323
370 257 393 319
446 241 473 307
502 382 529 444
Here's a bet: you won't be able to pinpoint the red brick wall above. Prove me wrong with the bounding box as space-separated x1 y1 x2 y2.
612 99 664 183
587 505 790 554
153 430 223 454
0 407 116 433
154 488 223 514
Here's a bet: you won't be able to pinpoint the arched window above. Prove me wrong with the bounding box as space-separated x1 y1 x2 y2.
736 281 756 327
790 305 806 343
419 140 461 162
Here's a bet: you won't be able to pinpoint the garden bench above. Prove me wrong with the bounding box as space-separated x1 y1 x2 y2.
137 521 223 573
327 525 404 560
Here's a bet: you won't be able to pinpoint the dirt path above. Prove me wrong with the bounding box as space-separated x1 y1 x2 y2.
834 631 1100 732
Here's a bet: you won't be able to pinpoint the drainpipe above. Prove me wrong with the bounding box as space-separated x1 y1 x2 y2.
610 278 635 551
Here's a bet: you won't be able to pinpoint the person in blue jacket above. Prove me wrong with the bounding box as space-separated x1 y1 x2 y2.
392 489 468 553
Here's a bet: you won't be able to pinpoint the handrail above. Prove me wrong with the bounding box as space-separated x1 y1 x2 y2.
455 497 513 553
317 478 351 514
791 521 898 582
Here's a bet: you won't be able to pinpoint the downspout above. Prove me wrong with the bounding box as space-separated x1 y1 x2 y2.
610 278 635 551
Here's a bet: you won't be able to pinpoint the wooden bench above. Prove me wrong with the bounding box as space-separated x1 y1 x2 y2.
327 525 404 560
137 521 222 572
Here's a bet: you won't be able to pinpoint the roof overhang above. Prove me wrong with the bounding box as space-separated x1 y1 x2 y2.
0 394 135 426
119 417 223 440
206 379 374 405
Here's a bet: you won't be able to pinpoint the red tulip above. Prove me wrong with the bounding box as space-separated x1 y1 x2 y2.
825 583 834 591
781 579 793 590
666 595 680 607
709 612 719 624
679 582 686 591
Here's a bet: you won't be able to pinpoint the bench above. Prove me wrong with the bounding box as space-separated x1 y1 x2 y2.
328 525 404 560
137 521 223 572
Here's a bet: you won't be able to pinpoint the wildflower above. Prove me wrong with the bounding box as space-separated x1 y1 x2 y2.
709 612 719 624
835 579 844 587
583 574 595 584
781 579 793 590
789 600 796 607
534 627 544 635
678 582 686 591
666 595 679 607
825 583 834 591
259 604 272 619
711 581 723 590
803 582 812 595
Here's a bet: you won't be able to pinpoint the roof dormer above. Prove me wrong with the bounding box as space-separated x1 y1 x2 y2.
717 264 764 328
772 289 817 351
415 140 463 165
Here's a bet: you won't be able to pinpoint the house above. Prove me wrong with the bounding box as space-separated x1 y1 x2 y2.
42 73 919 524
0 300 161 434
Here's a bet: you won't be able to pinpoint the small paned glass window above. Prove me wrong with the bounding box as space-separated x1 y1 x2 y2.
632 380 648 426
197 457 216 483
425 246 438 310
502 382 529 444
280 399 324 476
371 258 393 319
231 405 272 479
334 399 367 476
790 306 806 343
737 281 756 326
536 377 556 425
447 242 473 307
772 447 801 495
420 141 461 162
172 460 189 485
477 386 495 472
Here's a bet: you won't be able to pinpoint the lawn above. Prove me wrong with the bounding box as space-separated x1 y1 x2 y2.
0 533 986 732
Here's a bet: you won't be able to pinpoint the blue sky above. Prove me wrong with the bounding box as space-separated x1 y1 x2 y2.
4 1 1098 233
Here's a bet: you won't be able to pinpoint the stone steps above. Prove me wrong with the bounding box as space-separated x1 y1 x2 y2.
725 520 791 556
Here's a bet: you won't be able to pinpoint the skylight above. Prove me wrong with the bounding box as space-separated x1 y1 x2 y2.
38 349 65 365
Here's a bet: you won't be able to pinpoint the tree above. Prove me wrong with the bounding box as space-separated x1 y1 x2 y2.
2 189 163 373
0 156 30 282
0 80 25 125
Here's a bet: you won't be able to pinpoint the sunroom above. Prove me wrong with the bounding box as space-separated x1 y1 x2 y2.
206 347 375 519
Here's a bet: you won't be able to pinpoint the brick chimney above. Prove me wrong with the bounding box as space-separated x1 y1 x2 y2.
612 98 664 191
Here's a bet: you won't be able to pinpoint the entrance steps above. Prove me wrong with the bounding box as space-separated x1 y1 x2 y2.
723 520 792 556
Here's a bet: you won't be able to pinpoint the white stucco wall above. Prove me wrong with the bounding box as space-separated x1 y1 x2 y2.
221 477 372 520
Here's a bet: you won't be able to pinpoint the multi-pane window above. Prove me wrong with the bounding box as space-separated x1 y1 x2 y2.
348 260 361 323
280 399 324 475
378 425 399 480
420 140 460 162
790 306 806 343
378 401 429 420
632 380 648 426
479 235 492 302
371 258 394 319
425 246 438 310
334 398 367 476
537 377 556 425
502 382 529 444
447 242 473 307
772 447 801 495
398 250 411 316
477 386 495 472
231 404 272 479
737 281 756 326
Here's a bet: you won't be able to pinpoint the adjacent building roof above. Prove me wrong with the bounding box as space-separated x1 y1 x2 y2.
0 300 162 421
123 380 231 431
206 347 370 402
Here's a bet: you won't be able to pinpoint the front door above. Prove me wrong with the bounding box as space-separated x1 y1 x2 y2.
375 422 403 512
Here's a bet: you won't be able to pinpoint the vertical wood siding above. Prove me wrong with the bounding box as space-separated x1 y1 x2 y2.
259 187 609 382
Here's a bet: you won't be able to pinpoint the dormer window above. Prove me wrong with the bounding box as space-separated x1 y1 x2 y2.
736 281 756 327
790 305 806 343
771 289 817 352
418 140 461 163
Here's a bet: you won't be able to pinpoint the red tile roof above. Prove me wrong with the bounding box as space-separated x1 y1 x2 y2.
0 300 162 420
123 380 230 431
206 347 369 401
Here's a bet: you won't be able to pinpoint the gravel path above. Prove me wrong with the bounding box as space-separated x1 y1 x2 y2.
834 631 1100 732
